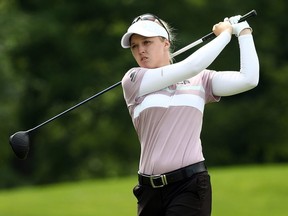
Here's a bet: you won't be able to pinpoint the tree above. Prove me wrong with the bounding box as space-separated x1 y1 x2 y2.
1 0 287 188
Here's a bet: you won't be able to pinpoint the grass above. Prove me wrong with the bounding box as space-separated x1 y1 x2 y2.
210 164 288 216
0 164 287 216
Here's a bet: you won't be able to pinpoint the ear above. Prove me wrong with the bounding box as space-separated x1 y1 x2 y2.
164 39 170 50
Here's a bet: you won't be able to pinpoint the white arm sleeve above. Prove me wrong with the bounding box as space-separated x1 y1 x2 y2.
138 31 232 97
212 34 259 96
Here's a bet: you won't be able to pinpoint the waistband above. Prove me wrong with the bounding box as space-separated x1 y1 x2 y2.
138 161 207 188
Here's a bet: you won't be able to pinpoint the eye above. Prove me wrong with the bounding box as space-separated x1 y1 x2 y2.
131 44 137 49
143 40 151 45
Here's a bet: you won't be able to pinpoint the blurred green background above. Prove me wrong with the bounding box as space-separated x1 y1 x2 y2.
0 0 287 195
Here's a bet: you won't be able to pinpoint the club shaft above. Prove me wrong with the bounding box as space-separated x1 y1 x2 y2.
172 10 257 58
26 9 257 133
171 39 203 58
27 81 122 133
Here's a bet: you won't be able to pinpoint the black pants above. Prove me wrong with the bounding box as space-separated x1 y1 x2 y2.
133 171 212 216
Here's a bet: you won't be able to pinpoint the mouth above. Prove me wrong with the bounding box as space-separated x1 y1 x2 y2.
141 56 148 62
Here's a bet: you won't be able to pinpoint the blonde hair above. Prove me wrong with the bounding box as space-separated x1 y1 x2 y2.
159 19 176 63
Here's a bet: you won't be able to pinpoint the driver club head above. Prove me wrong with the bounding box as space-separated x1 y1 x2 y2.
9 131 30 160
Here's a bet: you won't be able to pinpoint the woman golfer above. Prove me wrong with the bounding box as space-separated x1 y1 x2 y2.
121 13 259 216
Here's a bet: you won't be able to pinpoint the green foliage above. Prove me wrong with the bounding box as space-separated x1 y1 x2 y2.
0 0 288 188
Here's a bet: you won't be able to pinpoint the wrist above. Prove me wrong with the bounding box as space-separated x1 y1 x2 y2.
239 28 252 36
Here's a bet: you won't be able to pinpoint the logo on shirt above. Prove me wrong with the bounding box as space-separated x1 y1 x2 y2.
129 70 137 82
178 80 190 85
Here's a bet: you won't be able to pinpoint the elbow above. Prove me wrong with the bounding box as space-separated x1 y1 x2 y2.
245 73 259 90
247 79 259 90
249 73 259 88
242 64 260 90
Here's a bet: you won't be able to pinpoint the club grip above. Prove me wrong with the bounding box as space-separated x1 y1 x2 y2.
239 10 257 23
202 9 257 42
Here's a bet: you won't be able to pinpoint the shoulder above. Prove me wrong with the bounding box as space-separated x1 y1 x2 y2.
121 67 149 106
122 68 140 83
122 67 148 88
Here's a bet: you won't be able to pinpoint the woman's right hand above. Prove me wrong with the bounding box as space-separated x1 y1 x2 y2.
212 21 232 36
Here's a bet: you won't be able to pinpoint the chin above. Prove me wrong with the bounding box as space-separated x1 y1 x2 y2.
142 62 156 68
139 63 150 68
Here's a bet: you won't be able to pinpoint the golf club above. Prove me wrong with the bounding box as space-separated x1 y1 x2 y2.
9 10 257 160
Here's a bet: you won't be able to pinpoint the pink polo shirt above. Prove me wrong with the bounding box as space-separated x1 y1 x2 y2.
122 68 220 175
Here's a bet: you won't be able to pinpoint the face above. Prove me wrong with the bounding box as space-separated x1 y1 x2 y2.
130 34 170 68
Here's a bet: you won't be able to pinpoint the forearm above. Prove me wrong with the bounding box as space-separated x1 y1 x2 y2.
212 34 259 96
139 31 232 96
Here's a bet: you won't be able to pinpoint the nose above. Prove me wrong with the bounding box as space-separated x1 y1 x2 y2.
138 44 145 54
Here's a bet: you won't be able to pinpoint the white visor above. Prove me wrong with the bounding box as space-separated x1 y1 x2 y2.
121 20 169 48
